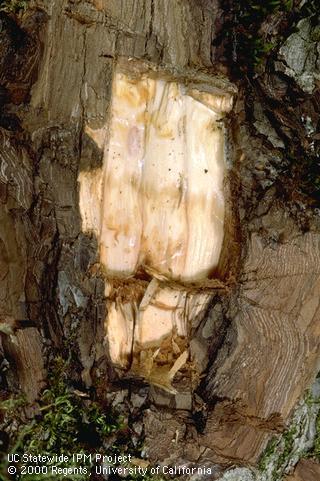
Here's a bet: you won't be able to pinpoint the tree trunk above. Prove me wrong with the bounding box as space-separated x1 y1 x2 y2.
0 0 319 479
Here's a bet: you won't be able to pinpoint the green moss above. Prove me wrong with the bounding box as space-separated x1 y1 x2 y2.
258 437 278 472
0 0 29 14
0 357 174 481
312 410 320 459
218 0 319 77
0 357 123 481
307 395 320 461
258 388 320 480
276 426 297 470
226 0 294 73
258 427 297 480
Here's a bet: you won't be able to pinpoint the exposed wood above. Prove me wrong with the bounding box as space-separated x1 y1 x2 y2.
78 63 233 389
202 222 320 463
79 67 232 281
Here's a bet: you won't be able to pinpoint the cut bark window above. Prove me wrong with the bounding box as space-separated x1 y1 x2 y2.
78 62 233 392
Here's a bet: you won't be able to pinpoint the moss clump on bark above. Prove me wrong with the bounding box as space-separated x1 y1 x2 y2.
306 387 320 461
258 426 297 480
0 357 123 481
258 386 320 481
0 0 28 14
217 0 319 76
0 357 175 481
312 411 320 459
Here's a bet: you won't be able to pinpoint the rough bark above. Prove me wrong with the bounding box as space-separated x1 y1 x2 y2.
286 459 320 481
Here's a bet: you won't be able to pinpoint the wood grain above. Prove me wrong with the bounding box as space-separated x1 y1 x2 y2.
203 231 320 463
